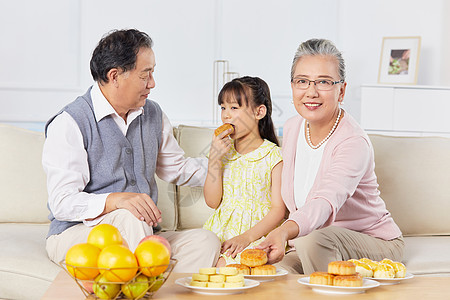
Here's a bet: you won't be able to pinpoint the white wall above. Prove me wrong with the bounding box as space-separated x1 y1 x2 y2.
339 0 449 119
0 0 83 125
217 0 339 127
0 0 449 130
442 1 450 85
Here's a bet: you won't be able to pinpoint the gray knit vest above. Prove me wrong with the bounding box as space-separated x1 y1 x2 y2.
45 87 162 237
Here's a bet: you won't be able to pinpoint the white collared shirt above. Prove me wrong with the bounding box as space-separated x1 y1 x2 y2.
90 83 144 135
42 83 207 226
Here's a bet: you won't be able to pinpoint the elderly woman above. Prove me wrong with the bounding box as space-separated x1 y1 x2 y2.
258 39 404 274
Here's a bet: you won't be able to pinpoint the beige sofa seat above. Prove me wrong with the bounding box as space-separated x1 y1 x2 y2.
370 134 450 276
0 223 59 299
403 236 450 275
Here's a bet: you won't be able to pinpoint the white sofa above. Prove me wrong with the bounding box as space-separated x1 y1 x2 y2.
1 123 450 300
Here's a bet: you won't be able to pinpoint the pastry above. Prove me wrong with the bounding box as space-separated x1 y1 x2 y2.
192 273 209 281
209 274 226 283
226 274 245 283
348 259 373 278
392 262 407 278
380 258 394 266
199 267 217 275
214 123 234 137
378 258 407 278
226 264 250 275
251 264 276 275
359 258 379 270
328 261 356 275
240 249 268 267
333 274 363 287
309 272 335 285
191 266 246 289
373 263 395 279
219 267 238 276
190 280 208 287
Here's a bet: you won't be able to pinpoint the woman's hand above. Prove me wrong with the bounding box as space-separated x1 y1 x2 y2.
258 221 299 264
221 234 252 258
257 227 288 264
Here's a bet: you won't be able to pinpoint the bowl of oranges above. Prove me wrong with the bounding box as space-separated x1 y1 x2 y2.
60 224 176 299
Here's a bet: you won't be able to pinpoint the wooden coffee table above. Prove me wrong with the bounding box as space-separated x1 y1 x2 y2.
42 270 450 299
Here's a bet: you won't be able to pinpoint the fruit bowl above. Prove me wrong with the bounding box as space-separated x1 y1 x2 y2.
59 259 177 299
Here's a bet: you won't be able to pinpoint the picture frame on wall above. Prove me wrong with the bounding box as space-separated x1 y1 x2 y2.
378 36 421 85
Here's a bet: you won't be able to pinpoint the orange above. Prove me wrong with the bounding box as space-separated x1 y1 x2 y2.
65 243 101 280
87 224 123 250
134 240 170 277
97 244 138 282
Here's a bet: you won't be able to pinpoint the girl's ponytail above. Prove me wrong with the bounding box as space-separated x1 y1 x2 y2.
245 77 279 146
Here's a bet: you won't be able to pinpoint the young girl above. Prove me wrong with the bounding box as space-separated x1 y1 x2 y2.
203 76 286 267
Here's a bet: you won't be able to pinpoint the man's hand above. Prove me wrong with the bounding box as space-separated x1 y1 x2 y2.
106 192 162 226
221 234 252 258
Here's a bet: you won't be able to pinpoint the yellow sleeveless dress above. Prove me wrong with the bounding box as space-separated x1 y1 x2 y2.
203 139 282 264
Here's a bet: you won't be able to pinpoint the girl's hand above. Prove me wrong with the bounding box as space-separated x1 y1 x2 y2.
256 227 287 264
221 234 252 258
209 129 232 164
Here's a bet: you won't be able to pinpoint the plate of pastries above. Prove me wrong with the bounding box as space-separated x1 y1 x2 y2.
348 258 414 285
226 249 288 282
176 266 260 295
298 261 380 294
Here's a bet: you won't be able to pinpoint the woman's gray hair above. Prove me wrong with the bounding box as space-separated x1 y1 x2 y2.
290 39 346 81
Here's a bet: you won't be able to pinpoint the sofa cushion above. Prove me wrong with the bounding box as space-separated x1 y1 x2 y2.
174 125 214 229
369 135 450 236
403 236 450 275
0 124 49 223
0 223 60 299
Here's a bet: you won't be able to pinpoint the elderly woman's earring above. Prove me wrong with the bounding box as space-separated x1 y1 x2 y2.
291 100 294 104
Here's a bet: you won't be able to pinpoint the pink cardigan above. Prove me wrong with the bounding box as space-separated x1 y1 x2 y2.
282 111 402 241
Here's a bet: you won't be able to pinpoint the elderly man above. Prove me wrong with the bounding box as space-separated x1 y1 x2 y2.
42 29 220 272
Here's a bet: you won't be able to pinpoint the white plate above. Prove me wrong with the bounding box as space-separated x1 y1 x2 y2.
244 268 289 282
175 277 260 295
298 277 380 295
369 272 414 285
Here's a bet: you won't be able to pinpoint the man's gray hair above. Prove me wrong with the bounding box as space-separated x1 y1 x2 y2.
290 39 346 81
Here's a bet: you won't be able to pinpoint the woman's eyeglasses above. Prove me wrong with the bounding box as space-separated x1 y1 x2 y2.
291 78 344 91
